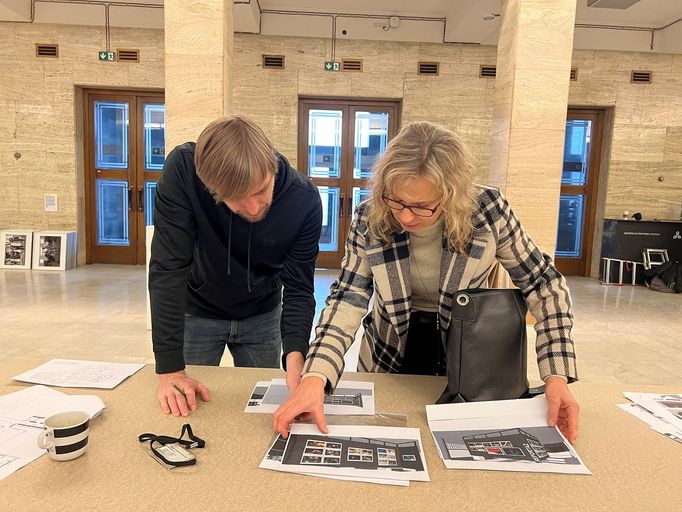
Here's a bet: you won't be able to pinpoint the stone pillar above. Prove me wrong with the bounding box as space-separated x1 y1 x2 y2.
489 0 577 256
164 0 233 150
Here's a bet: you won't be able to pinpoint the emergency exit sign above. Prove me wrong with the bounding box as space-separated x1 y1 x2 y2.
324 61 340 71
99 51 116 61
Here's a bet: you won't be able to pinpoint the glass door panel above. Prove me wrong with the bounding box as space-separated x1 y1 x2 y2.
308 110 342 178
95 101 129 169
144 103 166 171
96 179 130 246
556 194 585 258
318 186 340 252
353 112 389 179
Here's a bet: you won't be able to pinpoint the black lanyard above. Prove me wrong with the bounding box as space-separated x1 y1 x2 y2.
139 424 205 467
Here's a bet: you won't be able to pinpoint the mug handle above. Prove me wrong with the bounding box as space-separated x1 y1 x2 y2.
37 431 54 450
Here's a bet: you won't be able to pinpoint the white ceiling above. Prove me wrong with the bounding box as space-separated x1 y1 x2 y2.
1 0 681 52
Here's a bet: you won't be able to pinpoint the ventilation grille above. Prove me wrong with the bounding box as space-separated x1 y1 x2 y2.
631 70 652 83
570 68 578 81
36 44 58 58
479 65 497 78
117 49 140 63
342 59 363 72
262 54 285 69
418 62 439 76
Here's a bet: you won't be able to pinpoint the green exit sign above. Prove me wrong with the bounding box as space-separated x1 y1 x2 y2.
99 51 116 61
324 61 340 72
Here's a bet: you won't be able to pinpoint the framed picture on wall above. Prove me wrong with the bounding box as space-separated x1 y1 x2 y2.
32 231 77 271
0 230 34 270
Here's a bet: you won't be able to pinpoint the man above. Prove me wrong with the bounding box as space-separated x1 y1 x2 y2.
150 115 322 416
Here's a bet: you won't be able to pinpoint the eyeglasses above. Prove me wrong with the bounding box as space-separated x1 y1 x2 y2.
382 196 441 218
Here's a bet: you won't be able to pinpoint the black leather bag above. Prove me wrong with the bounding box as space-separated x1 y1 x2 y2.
437 288 540 404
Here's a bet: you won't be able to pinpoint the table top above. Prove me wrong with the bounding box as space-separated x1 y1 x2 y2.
1 357 680 512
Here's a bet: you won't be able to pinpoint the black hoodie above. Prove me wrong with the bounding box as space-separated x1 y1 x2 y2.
149 143 322 374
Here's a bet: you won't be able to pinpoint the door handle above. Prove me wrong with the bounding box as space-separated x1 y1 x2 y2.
138 188 144 212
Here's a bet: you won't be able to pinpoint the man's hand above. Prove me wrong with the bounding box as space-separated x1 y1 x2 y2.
273 375 328 439
545 376 580 444
285 352 305 393
156 371 210 417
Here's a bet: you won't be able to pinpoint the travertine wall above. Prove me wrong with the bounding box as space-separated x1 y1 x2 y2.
1 24 681 265
0 23 164 264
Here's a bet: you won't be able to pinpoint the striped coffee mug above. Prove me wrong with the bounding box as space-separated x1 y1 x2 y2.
37 411 90 461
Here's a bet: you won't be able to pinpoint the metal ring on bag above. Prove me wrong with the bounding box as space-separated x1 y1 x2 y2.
456 293 470 306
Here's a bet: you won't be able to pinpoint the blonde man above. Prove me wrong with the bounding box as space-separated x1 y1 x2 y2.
274 121 580 443
150 115 322 416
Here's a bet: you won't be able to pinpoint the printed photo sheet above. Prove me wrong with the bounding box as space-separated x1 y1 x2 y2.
426 397 591 475
245 379 375 416
259 423 429 485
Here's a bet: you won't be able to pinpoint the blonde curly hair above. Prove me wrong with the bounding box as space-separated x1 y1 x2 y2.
366 121 478 253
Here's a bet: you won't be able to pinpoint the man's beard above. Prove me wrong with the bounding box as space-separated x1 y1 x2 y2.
235 203 271 223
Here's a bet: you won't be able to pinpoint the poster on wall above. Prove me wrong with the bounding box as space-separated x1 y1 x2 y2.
0 231 35 270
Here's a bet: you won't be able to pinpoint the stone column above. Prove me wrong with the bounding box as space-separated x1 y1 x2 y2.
489 0 577 256
164 0 234 150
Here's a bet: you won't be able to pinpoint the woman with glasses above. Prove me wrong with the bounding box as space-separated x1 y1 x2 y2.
274 121 579 443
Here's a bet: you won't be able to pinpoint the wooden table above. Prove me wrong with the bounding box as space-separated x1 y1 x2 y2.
1 358 680 512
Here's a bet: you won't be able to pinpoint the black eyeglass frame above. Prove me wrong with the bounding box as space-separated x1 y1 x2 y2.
382 195 441 218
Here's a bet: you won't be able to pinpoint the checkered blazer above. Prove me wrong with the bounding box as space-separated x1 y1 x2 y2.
304 186 578 392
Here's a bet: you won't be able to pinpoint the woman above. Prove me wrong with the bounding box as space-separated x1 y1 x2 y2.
274 121 579 442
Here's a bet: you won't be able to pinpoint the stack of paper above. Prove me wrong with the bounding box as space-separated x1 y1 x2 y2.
245 379 375 416
13 359 145 389
259 424 429 486
0 385 106 480
426 397 591 475
619 392 682 445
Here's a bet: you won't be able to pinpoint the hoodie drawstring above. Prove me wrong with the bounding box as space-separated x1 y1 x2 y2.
227 211 233 276
247 224 252 293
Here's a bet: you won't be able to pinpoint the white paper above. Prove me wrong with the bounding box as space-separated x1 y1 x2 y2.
245 379 375 416
620 393 682 446
426 397 590 475
623 392 682 432
0 385 106 480
260 424 429 484
13 359 145 389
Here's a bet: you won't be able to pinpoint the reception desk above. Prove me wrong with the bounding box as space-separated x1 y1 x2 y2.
1 358 681 512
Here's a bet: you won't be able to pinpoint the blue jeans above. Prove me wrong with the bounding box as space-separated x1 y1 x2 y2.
183 306 282 368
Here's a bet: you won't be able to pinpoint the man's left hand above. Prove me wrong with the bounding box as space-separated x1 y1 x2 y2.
285 352 305 392
545 376 580 444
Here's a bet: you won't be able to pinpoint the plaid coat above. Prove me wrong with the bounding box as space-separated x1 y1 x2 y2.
304 186 578 392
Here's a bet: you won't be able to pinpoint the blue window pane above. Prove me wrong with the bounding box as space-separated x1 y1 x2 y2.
562 120 591 185
354 112 389 179
318 186 339 252
308 110 342 178
145 181 157 226
352 187 371 212
96 179 129 246
95 101 129 169
555 194 585 258
144 104 166 170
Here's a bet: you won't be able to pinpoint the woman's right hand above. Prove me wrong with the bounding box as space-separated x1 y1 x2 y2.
273 375 328 438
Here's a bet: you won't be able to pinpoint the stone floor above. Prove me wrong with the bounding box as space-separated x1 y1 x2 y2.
1 265 680 387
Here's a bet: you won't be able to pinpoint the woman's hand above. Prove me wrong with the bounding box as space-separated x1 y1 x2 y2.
273 375 328 439
545 376 580 444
